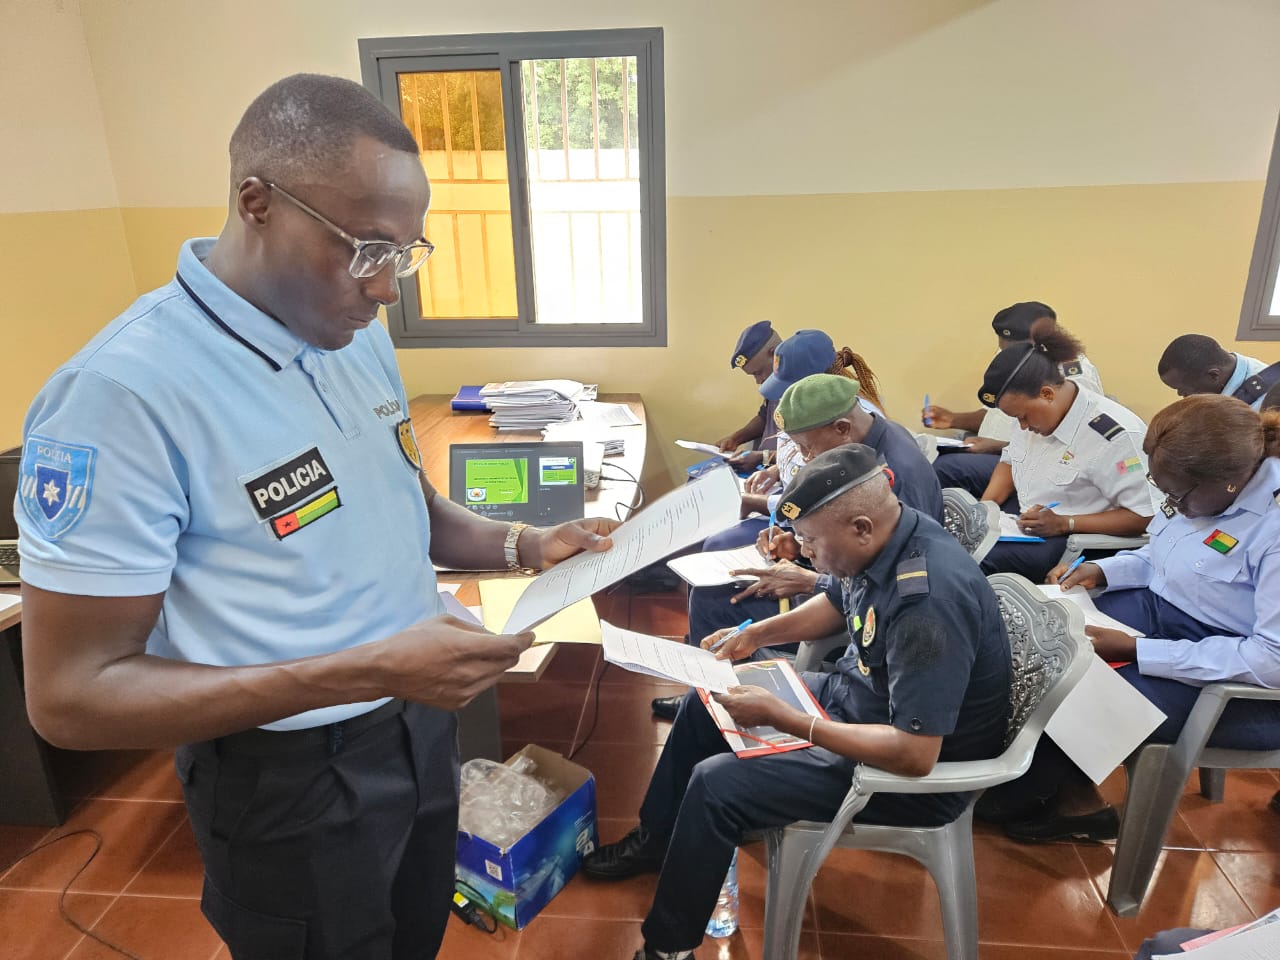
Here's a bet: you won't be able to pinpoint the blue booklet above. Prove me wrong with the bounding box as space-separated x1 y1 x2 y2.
451 385 490 412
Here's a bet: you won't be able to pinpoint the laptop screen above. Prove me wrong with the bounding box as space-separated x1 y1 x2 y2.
448 441 585 525
0 447 20 540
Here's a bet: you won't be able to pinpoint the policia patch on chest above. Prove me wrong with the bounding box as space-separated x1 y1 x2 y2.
243 447 343 539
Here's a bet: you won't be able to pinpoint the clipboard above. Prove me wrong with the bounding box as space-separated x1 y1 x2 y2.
698 659 829 758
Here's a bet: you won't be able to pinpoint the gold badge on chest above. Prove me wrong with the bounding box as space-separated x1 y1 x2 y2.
862 605 876 646
395 418 424 472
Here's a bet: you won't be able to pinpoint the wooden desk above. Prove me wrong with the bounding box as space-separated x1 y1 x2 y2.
408 393 647 759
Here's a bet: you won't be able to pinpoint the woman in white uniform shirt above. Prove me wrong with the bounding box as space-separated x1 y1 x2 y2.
976 329 1154 582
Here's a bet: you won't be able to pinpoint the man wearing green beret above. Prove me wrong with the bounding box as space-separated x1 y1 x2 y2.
584 444 1012 960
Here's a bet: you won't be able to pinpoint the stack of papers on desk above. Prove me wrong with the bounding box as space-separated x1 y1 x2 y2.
543 419 625 456
481 380 597 429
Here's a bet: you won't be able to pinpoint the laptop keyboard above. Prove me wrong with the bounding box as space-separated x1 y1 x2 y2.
0 544 19 570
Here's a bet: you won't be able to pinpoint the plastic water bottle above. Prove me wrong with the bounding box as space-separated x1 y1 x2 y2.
705 848 739 938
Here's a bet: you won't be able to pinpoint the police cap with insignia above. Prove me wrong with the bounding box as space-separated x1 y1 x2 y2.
776 374 861 434
991 301 1055 341
730 320 776 370
777 443 884 521
760 329 837 401
978 341 1049 408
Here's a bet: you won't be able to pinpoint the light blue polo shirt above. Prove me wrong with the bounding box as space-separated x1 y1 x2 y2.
1221 353 1268 410
17 238 440 730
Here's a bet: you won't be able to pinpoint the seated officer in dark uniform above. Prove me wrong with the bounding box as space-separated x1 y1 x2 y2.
586 444 1012 960
714 320 784 473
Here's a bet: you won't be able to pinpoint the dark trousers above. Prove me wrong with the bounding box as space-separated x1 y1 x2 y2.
637 684 960 952
1134 928 1212 958
177 702 460 960
689 517 798 653
979 535 1069 582
994 589 1280 809
932 452 1011 505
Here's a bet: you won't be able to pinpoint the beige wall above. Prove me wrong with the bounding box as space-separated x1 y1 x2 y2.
5 0 1280 485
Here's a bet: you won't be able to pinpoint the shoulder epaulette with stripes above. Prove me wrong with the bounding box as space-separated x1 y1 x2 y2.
1088 413 1124 441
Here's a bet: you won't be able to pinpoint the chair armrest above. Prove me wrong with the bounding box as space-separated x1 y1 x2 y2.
1065 533 1148 551
854 757 1030 796
1165 682 1280 769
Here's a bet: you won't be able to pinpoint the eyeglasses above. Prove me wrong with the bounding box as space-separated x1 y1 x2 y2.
1146 471 1196 509
266 182 435 279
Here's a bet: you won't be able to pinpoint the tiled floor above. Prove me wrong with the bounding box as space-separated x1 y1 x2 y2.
2 583 1278 959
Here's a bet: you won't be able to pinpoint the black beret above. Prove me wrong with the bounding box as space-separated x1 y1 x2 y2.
978 342 1046 408
991 301 1055 341
730 320 776 369
776 444 884 522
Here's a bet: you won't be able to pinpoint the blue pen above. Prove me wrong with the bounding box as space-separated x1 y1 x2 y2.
768 508 777 556
710 618 754 654
1043 501 1060 511
923 394 932 427
1057 554 1086 584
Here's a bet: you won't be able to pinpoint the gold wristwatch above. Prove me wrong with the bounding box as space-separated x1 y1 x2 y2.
505 522 531 571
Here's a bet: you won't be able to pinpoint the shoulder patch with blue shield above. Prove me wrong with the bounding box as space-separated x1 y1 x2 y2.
20 436 97 540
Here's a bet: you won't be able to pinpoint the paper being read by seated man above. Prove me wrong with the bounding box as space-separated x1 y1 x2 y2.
582 443 1012 960
14 74 616 960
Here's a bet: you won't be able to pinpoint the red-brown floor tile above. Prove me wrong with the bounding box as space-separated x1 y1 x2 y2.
123 819 204 899
436 913 522 960
541 863 657 922
0 825 54 877
568 743 662 821
974 947 1131 959
1211 851 1280 917
970 835 1126 950
497 681 588 743
1096 769 1202 850
63 893 223 960
514 915 643 960
0 889 114 960
0 799 185 894
627 595 690 639
538 642 605 683
810 848 946 940
699 927 820 960
1175 770 1280 852
55 749 182 803
816 933 947 959
1075 845 1255 951
589 686 686 745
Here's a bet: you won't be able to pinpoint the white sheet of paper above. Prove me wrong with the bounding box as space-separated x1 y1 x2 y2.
667 545 766 587
438 589 482 625
1036 585 1146 636
578 401 642 427
601 621 739 692
998 513 1045 542
675 439 731 457
437 582 462 596
1156 919 1280 959
502 468 741 633
934 437 968 448
1045 657 1167 784
0 595 19 614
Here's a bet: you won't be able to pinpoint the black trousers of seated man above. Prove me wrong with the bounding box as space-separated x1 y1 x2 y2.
176 702 459 960
636 685 963 952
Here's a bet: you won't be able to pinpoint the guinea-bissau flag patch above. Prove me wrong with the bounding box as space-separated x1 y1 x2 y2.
272 487 341 539
1203 529 1238 554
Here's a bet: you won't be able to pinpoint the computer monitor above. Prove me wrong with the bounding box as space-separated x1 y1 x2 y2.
0 447 20 540
448 441 586 525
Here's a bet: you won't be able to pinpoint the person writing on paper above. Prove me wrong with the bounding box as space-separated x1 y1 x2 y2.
983 395 1280 842
924 301 1104 502
974 328 1154 582
1156 333 1278 411
652 371 927 720
714 320 783 473
14 75 616 960
585 445 1010 960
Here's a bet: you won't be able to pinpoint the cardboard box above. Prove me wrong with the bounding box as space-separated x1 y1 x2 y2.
455 744 598 929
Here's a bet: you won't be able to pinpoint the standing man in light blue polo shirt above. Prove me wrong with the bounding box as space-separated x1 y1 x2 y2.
14 74 615 960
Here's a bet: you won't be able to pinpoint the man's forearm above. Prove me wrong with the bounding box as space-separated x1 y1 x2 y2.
950 410 986 434
422 475 511 570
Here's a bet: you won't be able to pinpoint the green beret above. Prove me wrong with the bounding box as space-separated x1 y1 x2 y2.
775 374 861 434
776 444 884 522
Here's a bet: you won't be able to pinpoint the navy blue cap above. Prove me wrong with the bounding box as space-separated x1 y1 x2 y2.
759 329 836 401
730 320 776 369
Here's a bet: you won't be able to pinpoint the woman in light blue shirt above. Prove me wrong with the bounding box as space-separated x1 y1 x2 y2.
984 395 1280 841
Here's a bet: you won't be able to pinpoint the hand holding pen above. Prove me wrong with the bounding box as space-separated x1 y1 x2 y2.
704 618 754 660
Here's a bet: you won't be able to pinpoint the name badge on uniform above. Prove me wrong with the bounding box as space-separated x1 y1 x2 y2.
20 436 97 540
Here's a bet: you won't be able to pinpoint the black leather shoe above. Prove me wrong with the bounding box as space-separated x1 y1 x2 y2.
582 826 667 880
634 948 696 960
651 695 683 721
1004 805 1120 843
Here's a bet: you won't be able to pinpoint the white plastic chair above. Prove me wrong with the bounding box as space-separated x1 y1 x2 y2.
1106 682 1280 917
914 432 940 464
759 573 1093 960
941 487 1000 563
1057 533 1148 566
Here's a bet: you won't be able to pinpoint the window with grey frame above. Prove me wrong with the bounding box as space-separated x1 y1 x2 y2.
1239 113 1280 341
359 28 666 348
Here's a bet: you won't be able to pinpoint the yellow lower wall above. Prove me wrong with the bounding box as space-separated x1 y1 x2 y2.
0 208 137 449
7 181 1278 489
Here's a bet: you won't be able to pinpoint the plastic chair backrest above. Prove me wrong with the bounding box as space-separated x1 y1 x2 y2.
942 486 999 560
